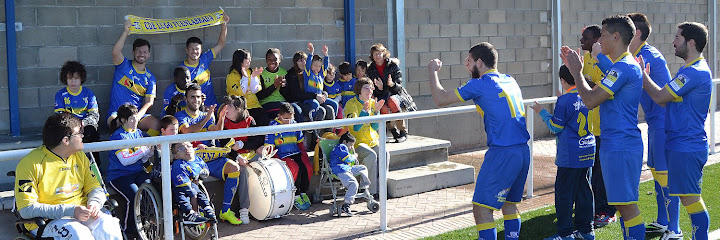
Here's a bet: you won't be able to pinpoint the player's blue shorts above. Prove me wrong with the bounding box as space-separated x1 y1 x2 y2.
600 150 642 205
472 144 530 211
646 128 667 172
206 157 232 180
666 149 708 196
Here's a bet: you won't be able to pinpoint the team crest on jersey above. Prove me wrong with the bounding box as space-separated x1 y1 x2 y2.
669 74 688 91
54 183 80 195
602 69 620 87
18 180 33 193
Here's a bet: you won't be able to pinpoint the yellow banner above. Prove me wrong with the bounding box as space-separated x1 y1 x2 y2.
126 9 225 34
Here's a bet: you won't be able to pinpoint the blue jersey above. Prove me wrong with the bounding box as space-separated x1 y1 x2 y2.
539 87 595 168
162 84 186 116
264 118 304 158
171 156 208 188
665 57 712 152
324 80 342 99
596 52 643 151
304 55 329 95
329 143 356 174
454 70 530 147
54 86 98 121
598 43 672 129
180 50 217 106
107 58 156 118
106 127 145 181
339 77 357 106
175 109 215 146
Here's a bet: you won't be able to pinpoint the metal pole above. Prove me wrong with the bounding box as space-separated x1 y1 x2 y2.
709 0 717 76
711 82 717 154
379 121 388 231
161 142 173 240
526 110 534 198
344 0 356 65
5 0 20 136
551 0 562 96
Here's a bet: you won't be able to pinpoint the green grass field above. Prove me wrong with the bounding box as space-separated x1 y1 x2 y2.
423 162 720 240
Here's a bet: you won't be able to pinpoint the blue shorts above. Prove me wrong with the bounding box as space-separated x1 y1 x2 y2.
600 150 642 205
666 149 708 196
472 144 530 211
646 128 667 172
206 157 231 180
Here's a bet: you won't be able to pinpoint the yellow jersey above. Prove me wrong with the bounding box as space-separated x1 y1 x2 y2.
344 97 380 148
583 52 605 136
226 69 261 109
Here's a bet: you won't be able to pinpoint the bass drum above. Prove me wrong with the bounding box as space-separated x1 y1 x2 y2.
247 159 296 220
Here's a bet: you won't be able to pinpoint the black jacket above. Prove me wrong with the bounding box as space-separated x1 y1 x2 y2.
367 58 403 99
284 67 318 103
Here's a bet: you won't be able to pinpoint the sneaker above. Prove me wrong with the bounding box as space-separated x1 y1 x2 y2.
593 213 617 228
389 128 401 143
572 231 595 240
183 211 208 225
203 207 217 223
660 230 683 240
544 234 574 240
397 130 408 143
646 221 668 233
301 193 311 205
341 203 353 216
238 208 250 225
294 195 310 210
219 209 243 225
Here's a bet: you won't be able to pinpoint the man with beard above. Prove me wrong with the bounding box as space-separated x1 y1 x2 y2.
108 20 160 136
174 84 249 225
639 22 712 240
561 15 646 240
427 42 530 240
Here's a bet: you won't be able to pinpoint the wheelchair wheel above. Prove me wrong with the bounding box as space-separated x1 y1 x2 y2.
12 235 31 240
183 183 213 240
134 183 163 240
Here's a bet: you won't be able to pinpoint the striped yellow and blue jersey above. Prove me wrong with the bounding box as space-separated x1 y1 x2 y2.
664 57 712 152
339 77 357 106
175 109 216 147
107 58 156 118
264 118 304 158
329 143 356 175
54 86 98 121
595 52 643 151
454 69 530 147
171 155 208 188
539 87 595 168
106 127 146 181
598 43 672 130
583 52 605 136
180 50 217 106
324 80 342 99
162 84 186 116
304 55 329 95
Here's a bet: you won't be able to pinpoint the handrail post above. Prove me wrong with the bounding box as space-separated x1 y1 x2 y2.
526 108 534 198
379 121 388 231
711 81 717 154
161 142 173 240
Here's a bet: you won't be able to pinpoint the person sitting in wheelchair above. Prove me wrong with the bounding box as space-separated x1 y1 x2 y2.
329 132 371 216
171 141 216 225
14 113 123 239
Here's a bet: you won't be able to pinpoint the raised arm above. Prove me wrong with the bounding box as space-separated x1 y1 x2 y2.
211 15 230 55
112 20 131 65
638 58 675 105
427 59 461 107
561 46 611 109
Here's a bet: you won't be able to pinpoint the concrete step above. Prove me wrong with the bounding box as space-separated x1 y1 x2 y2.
386 135 451 171
387 161 475 198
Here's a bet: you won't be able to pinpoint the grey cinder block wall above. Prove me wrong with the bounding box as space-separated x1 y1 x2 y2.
0 0 716 152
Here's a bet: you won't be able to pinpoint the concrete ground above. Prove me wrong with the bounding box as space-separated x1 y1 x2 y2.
3 112 720 239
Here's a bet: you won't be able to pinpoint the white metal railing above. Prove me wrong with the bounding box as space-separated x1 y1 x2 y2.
1 83 718 238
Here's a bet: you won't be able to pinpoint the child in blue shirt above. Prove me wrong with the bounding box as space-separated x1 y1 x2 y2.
171 141 215 225
337 61 357 107
530 65 596 240
329 133 370 216
303 42 339 121
54 61 101 161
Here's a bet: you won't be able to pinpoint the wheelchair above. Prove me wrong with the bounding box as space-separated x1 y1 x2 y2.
133 150 219 240
315 136 380 217
10 153 120 240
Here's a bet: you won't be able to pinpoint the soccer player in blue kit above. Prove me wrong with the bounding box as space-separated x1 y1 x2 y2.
428 42 530 240
178 15 229 107
639 22 712 240
561 15 646 240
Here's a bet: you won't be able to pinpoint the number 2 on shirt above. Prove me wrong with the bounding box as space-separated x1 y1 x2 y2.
498 90 525 118
577 112 588 137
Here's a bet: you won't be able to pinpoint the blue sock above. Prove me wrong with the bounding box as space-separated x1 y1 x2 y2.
503 214 521 240
618 213 626 239
624 215 645 240
222 172 240 212
664 186 681 233
654 181 669 225
477 223 496 240
686 200 709 240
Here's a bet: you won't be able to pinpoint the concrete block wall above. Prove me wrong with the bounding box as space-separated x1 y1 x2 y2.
0 0 387 132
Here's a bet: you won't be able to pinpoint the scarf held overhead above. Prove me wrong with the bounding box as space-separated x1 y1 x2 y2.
126 9 225 34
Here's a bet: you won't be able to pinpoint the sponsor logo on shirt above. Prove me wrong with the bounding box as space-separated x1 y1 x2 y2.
579 135 596 149
18 180 33 193
669 74 688 91
602 69 620 87
54 183 80 195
